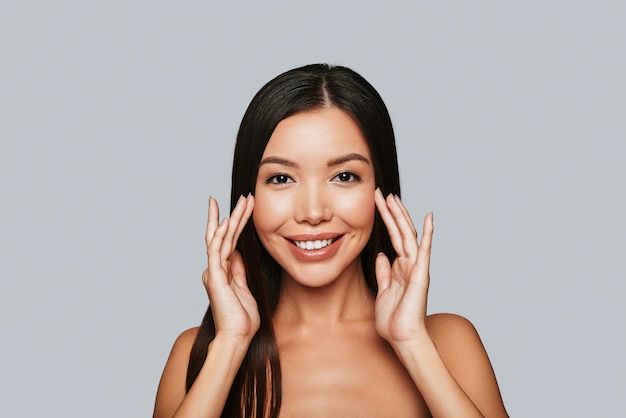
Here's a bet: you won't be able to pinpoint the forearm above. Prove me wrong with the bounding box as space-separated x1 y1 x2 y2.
173 336 249 418
392 332 484 418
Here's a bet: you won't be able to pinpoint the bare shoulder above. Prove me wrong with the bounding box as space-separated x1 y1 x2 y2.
426 313 480 343
161 326 200 370
161 326 200 377
426 313 509 417
172 327 200 352
425 313 489 371
153 327 199 418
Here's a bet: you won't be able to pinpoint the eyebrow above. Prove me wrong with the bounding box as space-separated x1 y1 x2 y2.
327 153 371 167
258 153 371 168
258 156 298 168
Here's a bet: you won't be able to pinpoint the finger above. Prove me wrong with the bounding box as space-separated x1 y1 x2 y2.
201 267 210 288
376 189 418 257
375 188 405 256
414 213 434 285
231 194 255 247
375 252 392 294
386 194 419 257
207 217 230 279
419 212 434 252
205 197 220 250
394 195 417 238
229 250 248 288
219 195 249 262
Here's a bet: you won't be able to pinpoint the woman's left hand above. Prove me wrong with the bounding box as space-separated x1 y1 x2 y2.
374 188 434 347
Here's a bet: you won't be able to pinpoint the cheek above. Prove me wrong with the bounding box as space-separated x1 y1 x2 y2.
252 189 285 236
335 189 376 230
252 196 270 234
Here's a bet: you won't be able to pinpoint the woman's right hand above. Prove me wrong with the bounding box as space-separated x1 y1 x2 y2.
203 194 259 342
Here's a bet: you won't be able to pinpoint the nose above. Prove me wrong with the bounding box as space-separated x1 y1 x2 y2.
294 182 332 225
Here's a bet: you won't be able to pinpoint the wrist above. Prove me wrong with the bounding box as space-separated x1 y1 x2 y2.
211 333 253 358
388 328 433 359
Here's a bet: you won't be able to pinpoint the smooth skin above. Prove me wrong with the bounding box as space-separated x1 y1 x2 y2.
154 108 508 417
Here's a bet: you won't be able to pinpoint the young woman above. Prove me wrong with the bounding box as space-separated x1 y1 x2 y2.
154 64 508 417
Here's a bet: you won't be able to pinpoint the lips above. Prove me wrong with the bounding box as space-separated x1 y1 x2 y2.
286 234 344 261
292 238 336 250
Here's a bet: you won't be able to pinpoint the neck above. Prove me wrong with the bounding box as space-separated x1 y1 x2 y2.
273 261 375 326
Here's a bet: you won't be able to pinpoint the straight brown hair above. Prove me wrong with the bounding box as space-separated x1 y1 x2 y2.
186 64 401 417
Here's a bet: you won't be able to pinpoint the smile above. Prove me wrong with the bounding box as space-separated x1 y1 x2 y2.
292 238 335 250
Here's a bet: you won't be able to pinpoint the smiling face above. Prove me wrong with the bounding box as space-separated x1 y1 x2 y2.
253 107 376 289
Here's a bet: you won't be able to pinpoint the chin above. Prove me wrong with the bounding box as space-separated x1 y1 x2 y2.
280 260 363 289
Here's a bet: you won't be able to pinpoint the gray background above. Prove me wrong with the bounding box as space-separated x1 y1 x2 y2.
1 1 624 416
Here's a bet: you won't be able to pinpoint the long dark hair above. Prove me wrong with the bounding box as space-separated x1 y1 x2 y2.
186 64 401 417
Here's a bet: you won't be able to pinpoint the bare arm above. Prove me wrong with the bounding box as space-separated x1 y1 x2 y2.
425 313 507 416
374 189 508 417
153 195 258 417
388 314 508 417
153 329 252 418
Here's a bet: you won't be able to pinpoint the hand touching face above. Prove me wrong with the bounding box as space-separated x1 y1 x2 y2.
374 189 434 344
203 195 259 341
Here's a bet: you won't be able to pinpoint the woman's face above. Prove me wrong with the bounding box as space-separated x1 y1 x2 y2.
253 107 376 288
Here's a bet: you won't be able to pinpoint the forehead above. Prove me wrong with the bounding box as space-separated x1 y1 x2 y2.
261 107 371 161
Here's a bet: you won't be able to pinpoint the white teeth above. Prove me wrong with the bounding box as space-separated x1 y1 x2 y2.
294 239 333 250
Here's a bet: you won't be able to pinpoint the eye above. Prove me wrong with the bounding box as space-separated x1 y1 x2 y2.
333 172 361 183
266 174 294 184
